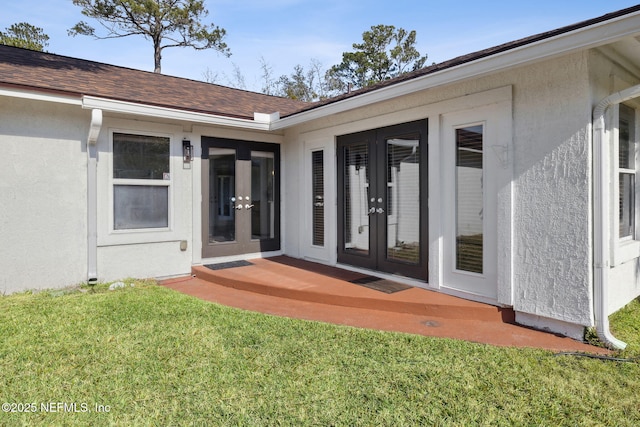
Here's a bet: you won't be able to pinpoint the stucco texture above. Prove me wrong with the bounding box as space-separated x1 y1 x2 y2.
0 98 89 293
511 53 593 325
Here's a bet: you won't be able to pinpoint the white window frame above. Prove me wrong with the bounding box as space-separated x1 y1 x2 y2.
612 103 640 265
109 130 173 235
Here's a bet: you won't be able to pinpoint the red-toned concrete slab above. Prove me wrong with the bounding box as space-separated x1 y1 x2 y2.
161 276 608 353
159 256 609 354
192 257 514 322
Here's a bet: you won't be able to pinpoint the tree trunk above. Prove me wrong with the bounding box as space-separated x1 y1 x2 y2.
154 41 162 73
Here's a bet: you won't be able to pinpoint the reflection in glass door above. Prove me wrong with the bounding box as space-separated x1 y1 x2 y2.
209 148 236 243
343 142 370 257
202 138 280 258
386 137 421 265
337 120 428 280
250 151 275 240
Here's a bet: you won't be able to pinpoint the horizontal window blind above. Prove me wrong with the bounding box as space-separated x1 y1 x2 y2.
312 150 324 247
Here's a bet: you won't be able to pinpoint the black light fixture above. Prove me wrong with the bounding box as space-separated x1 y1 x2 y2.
182 139 193 163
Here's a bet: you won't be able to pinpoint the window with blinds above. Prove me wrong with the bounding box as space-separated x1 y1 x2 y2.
455 125 484 273
619 104 636 240
312 150 324 246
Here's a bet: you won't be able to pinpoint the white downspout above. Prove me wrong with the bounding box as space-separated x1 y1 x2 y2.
87 109 102 284
592 85 640 350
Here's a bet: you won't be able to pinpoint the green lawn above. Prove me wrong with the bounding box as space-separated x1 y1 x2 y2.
1 281 639 426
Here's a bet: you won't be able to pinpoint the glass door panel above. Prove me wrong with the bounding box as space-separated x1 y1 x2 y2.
208 148 236 243
250 151 275 240
455 125 484 274
343 143 370 255
386 137 420 264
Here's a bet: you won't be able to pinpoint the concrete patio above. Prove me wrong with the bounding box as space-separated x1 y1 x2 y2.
161 256 609 354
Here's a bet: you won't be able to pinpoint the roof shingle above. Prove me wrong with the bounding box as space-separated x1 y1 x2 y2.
0 45 308 119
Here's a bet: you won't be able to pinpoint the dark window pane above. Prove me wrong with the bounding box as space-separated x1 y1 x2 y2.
620 173 635 239
312 150 324 246
251 151 275 240
209 148 236 243
113 133 170 179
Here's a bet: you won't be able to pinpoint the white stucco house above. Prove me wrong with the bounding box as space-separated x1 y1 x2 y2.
2 5 640 348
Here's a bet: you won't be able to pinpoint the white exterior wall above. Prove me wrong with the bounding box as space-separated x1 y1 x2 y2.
0 94 284 292
0 97 88 293
283 51 595 331
511 53 593 327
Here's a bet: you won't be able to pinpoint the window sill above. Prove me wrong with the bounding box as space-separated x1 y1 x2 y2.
613 239 640 266
98 227 180 247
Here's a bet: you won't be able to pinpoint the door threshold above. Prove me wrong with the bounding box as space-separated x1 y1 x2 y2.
335 263 431 290
200 250 283 266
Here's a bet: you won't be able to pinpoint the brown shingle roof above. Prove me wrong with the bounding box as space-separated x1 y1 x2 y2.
0 45 308 119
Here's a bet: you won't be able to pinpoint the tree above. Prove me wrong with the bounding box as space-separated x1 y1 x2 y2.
276 64 317 101
0 22 50 51
69 0 230 73
327 24 427 92
259 56 277 95
269 59 332 102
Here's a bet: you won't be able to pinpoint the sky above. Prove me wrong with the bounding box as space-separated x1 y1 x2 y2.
3 1 640 92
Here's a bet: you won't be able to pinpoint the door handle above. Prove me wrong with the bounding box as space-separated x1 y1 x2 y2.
235 204 243 210
368 207 376 215
376 207 385 214
245 204 254 209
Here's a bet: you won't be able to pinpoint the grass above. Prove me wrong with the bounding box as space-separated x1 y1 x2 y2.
0 282 639 426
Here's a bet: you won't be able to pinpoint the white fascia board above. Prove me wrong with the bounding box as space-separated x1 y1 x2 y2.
0 86 82 106
82 95 271 131
272 11 640 130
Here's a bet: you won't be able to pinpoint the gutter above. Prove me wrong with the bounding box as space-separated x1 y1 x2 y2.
82 96 272 131
86 108 102 284
592 84 640 350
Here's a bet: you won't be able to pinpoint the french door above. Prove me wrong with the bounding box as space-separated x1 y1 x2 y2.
201 137 280 258
337 120 428 280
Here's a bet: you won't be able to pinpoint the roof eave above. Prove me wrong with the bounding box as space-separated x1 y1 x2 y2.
0 85 82 106
271 9 640 131
1 85 276 130
82 96 272 131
